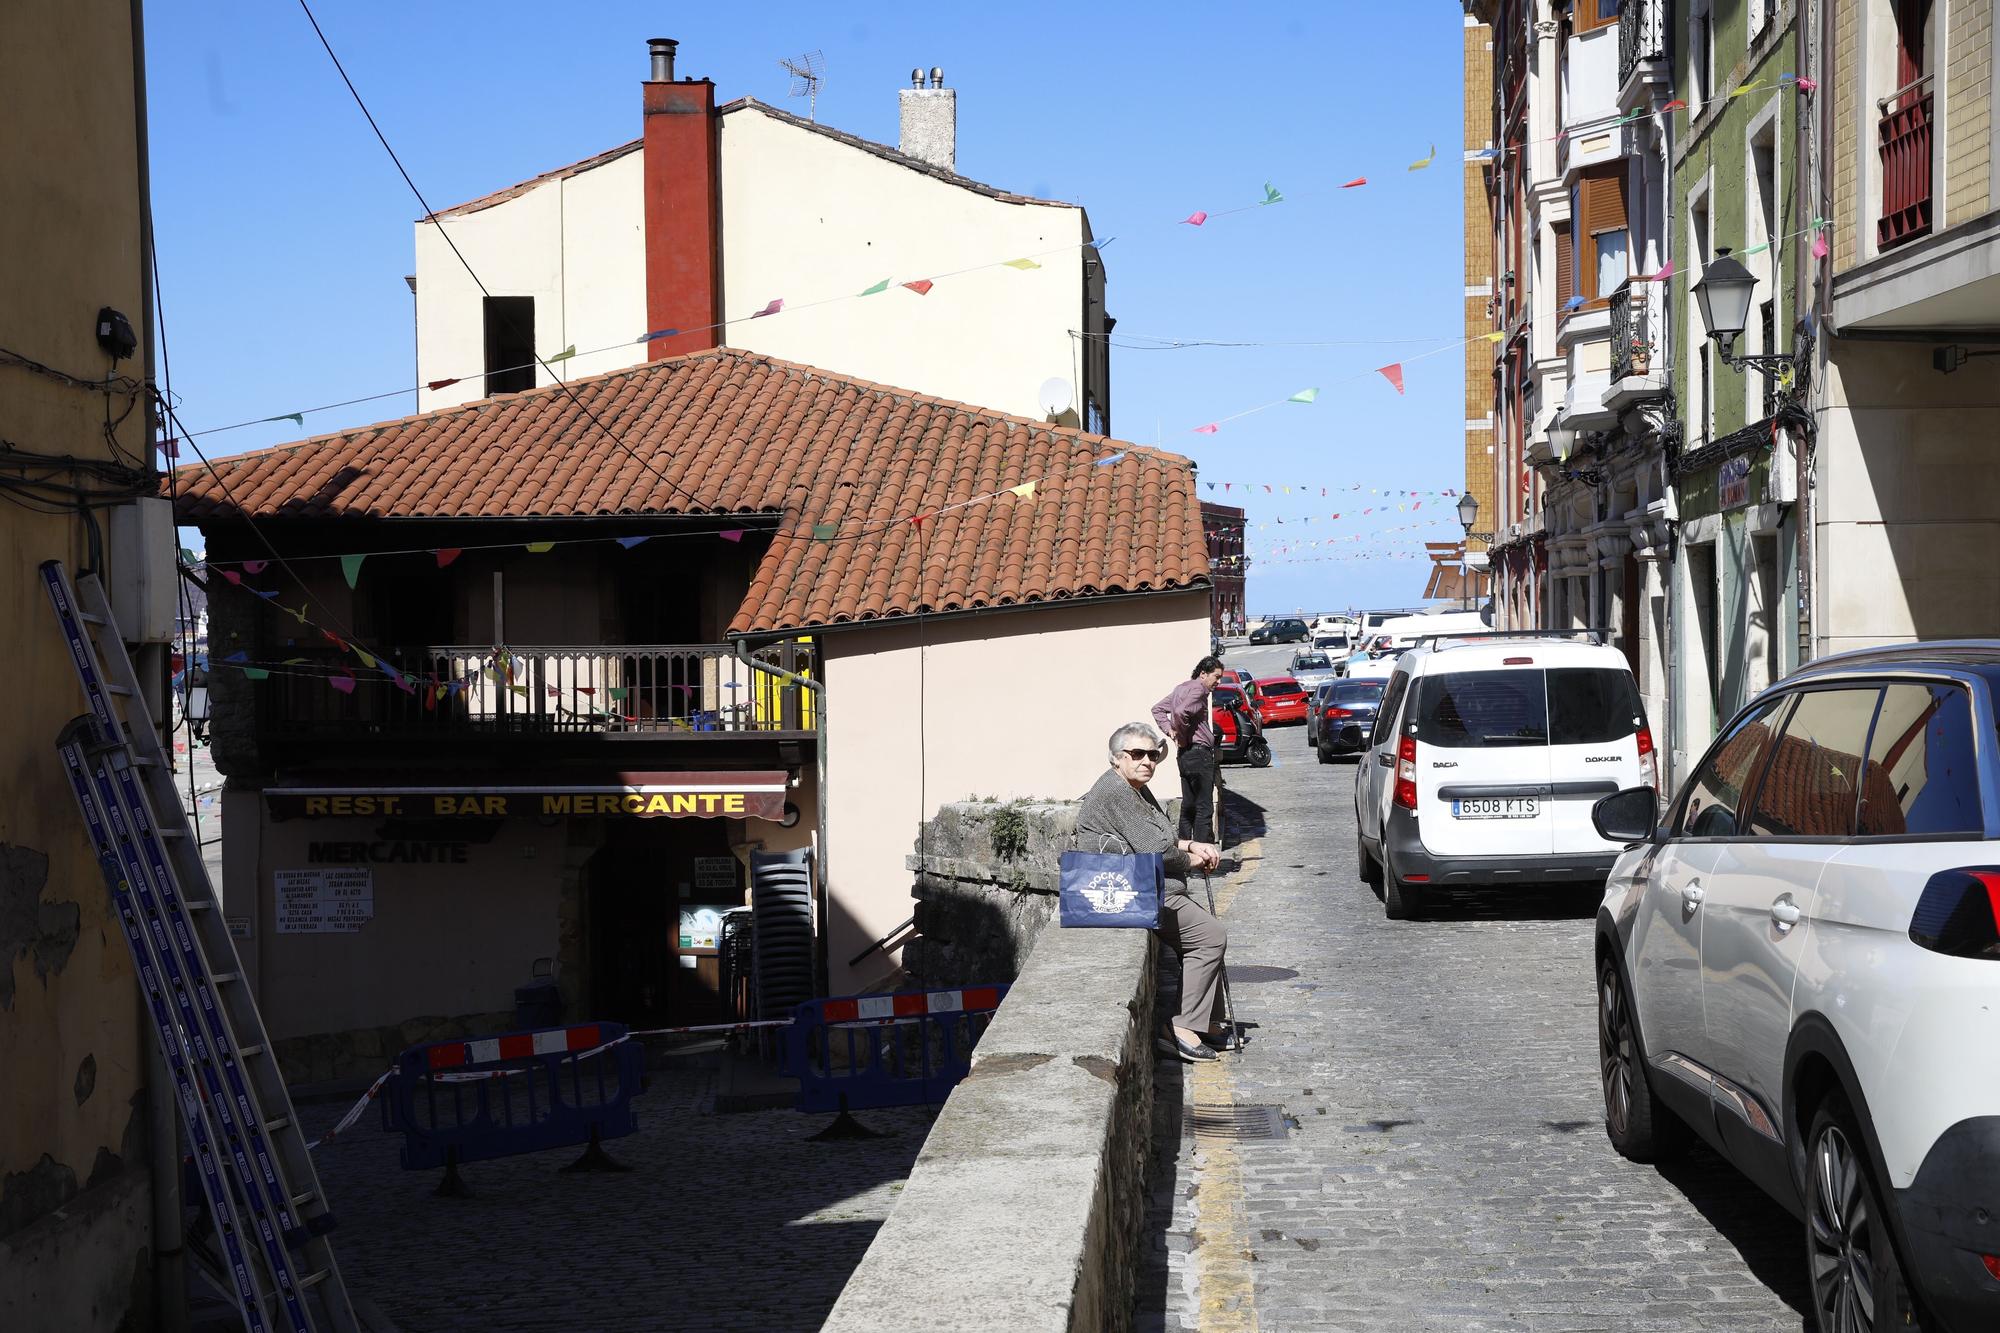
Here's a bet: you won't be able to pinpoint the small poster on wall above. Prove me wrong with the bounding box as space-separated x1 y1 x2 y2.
678 905 732 950
274 868 375 934
1718 456 1753 510
693 856 739 891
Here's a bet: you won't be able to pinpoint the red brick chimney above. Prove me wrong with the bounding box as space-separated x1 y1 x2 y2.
642 38 721 359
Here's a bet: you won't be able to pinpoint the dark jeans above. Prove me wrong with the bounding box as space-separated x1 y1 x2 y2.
1177 745 1217 842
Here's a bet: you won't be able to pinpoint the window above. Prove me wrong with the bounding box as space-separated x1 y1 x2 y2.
1855 684 1983 836
1744 688 1883 837
1371 671 1411 748
1553 221 1576 313
1573 169 1630 306
1576 0 1621 33
1416 670 1549 748
1263 681 1305 698
1677 695 1788 837
1335 681 1386 704
1293 654 1332 671
1548 668 1644 744
1689 0 1713 106
483 296 536 396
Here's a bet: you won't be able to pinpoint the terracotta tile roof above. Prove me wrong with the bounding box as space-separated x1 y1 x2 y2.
170 349 1206 637
427 98 1078 222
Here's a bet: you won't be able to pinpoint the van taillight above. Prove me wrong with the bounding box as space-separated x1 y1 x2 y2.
1394 733 1418 809
1636 724 1659 794
1909 869 2000 959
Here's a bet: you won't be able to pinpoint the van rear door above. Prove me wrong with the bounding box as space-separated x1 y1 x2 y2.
1545 665 1647 854
1411 663 1554 857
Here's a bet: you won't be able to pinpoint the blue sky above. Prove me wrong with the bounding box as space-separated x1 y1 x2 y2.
148 1 1468 616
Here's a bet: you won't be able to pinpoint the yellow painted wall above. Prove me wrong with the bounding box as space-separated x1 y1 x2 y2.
1464 15 1497 551
0 1 156 1324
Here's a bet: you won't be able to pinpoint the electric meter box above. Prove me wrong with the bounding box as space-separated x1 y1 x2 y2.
107 498 178 643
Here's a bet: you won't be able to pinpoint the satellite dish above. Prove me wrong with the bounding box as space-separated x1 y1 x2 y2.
1038 377 1074 417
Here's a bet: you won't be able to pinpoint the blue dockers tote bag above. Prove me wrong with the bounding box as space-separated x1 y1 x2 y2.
1059 831 1164 929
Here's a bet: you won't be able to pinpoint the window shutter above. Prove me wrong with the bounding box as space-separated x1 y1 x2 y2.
1554 222 1575 311
1580 170 1628 237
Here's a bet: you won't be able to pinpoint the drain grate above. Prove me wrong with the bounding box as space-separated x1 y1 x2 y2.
1186 1103 1290 1143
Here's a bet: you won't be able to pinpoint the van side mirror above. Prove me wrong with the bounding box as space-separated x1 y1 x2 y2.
1592 787 1659 845
1340 724 1366 749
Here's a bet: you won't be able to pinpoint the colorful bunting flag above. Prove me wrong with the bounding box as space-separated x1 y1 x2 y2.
340 554 365 589
860 279 890 296
719 529 745 542
1002 258 1042 270
609 687 629 702
546 346 577 364
1288 388 1320 403
811 523 837 540
1261 183 1283 205
1812 229 1829 260
1409 145 1436 171
161 438 179 459
637 330 679 344
1485 331 1507 342
1663 99 1687 112
525 541 555 553
243 559 268 574
616 536 651 549
1182 212 1208 226
249 587 280 600
1095 453 1126 467
1341 177 1368 189
1639 260 1676 282
1009 481 1037 498
242 668 270 681
219 569 242 585
902 280 934 296
426 376 462 390
355 649 376 669
1193 424 1219 435
265 413 305 428
223 650 248 664
752 299 783 318
1376 364 1406 395
330 672 356 695
436 548 462 568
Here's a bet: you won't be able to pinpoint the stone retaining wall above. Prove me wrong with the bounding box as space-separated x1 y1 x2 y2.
821 915 1157 1333
902 799 1074 988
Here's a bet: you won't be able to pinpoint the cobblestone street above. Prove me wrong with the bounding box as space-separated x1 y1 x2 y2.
1136 646 1810 1332
295 1061 933 1332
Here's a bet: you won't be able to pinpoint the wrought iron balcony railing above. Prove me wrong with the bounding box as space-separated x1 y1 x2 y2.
1609 282 1653 382
1619 0 1666 88
261 642 817 740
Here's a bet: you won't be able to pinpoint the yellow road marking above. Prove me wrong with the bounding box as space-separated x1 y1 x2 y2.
1188 835 1260 1331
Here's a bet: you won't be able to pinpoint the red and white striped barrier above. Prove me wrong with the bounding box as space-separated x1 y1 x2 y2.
819 987 1002 1023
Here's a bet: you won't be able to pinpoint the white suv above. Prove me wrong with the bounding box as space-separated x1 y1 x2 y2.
1595 646 2000 1332
1350 633 1654 919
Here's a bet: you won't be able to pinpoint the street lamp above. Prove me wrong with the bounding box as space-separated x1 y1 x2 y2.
1456 493 1479 611
1545 412 1576 461
1692 247 1798 379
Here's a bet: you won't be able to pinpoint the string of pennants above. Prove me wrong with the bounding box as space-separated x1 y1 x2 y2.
1469 73 1817 163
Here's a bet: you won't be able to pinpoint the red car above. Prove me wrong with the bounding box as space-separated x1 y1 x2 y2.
1246 676 1310 726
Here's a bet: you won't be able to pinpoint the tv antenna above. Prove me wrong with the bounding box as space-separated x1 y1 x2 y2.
779 50 825 121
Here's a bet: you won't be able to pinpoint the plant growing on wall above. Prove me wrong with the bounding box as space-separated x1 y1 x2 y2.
989 803 1030 863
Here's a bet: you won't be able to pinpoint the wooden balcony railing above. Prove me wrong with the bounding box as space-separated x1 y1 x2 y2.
1877 76 1934 250
261 642 818 740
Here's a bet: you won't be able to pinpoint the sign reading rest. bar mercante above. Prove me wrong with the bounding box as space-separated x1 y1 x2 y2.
265 773 788 821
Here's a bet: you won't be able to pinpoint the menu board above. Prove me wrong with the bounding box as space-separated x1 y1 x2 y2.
274 869 375 934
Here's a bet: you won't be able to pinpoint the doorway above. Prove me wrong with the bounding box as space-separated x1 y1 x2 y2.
584 817 743 1027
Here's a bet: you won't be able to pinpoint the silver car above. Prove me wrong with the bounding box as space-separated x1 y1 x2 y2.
1288 651 1337 692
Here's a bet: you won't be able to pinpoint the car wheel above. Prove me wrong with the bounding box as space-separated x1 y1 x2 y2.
1596 958 1688 1163
1247 738 1272 768
1382 848 1425 920
1317 742 1333 764
1804 1094 1919 1333
1356 834 1382 892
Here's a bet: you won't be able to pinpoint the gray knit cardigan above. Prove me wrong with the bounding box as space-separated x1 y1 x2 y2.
1074 767 1192 895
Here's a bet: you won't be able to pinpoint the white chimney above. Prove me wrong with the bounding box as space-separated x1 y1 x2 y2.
898 66 956 172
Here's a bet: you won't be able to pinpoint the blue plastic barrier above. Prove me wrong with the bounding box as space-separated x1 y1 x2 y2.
782 986 1009 1113
381 1021 644 1171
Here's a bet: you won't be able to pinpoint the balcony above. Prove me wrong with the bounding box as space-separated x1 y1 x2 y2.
1877 76 1934 251
1603 281 1668 410
1618 0 1666 91
262 642 818 742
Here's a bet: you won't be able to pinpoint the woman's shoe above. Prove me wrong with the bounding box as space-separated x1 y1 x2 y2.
1156 1032 1219 1062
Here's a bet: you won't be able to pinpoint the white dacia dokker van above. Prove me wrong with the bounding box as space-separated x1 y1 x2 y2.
1350 632 1655 919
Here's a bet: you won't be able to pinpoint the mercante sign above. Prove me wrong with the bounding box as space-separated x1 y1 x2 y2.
266 772 788 820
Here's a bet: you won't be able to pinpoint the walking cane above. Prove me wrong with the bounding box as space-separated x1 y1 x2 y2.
1199 864 1242 1052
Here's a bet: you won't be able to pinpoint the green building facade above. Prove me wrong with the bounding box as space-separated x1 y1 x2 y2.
1664 0 1805 774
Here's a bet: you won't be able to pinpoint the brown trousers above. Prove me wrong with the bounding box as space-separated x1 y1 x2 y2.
1160 887 1227 1032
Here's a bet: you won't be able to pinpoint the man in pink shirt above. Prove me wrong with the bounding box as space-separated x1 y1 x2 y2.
1153 656 1226 842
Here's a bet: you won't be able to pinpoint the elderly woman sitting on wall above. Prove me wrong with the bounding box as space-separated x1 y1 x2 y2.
1075 722 1230 1062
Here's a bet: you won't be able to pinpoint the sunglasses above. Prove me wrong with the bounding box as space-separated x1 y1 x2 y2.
1121 747 1167 762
